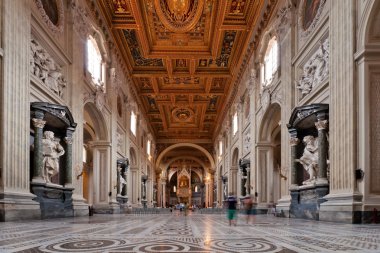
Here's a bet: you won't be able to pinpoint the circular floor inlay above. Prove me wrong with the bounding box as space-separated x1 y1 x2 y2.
43 239 125 252
133 242 190 252
206 238 278 252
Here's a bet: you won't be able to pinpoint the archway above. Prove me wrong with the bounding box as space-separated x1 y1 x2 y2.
156 143 215 171
231 148 239 196
155 144 215 207
82 102 109 209
257 103 281 205
357 0 380 212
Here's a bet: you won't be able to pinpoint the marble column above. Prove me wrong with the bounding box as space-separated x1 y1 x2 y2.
289 137 300 188
31 111 45 183
162 181 166 207
247 165 251 195
316 120 329 185
116 164 121 195
240 167 247 197
122 171 127 196
64 129 75 187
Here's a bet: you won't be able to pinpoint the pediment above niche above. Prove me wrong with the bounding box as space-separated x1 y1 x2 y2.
153 0 205 33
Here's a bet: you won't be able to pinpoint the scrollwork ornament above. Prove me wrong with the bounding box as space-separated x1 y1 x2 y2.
32 118 46 129
315 120 328 131
64 137 73 145
70 0 90 40
290 137 300 146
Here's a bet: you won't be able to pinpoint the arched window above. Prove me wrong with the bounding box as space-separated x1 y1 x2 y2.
83 146 87 163
219 140 223 156
130 111 137 136
261 36 279 86
232 112 238 135
147 140 151 155
86 36 104 86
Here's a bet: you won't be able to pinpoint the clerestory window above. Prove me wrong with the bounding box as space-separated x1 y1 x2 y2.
261 36 279 86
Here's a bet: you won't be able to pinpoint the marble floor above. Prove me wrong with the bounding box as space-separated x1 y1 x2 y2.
0 212 380 253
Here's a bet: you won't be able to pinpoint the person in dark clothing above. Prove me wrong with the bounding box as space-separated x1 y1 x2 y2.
244 195 254 224
226 193 237 226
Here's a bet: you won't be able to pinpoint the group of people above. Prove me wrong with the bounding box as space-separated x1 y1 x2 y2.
225 193 256 226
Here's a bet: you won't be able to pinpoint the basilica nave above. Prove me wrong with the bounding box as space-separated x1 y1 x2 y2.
1 0 380 251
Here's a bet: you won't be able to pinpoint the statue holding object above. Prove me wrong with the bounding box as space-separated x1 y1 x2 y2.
297 135 319 185
42 131 65 183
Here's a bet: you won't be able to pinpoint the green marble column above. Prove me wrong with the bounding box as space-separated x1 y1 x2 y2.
316 120 329 185
116 165 121 195
122 171 127 196
64 129 74 186
290 137 300 188
32 111 45 182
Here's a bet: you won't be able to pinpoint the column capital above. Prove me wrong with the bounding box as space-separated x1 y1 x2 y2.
289 137 300 146
32 118 46 129
64 136 73 145
315 120 329 131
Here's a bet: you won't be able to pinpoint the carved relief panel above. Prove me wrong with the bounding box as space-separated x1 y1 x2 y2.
30 39 67 100
295 38 329 101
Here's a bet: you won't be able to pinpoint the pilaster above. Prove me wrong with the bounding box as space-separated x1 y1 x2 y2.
320 0 360 223
0 0 40 221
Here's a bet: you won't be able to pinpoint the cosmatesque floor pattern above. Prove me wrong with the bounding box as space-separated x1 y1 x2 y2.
1 212 380 253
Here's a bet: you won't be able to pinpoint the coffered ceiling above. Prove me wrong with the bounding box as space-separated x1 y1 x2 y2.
99 0 267 143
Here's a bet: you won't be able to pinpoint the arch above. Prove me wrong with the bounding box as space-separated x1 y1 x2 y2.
165 156 209 172
83 102 108 141
357 1 380 206
258 103 281 142
156 143 215 170
357 0 379 49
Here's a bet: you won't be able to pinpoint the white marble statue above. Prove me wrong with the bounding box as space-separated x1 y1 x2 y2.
119 174 127 194
298 135 319 185
42 131 65 183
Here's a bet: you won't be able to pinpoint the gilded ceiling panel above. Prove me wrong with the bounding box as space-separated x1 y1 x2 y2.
98 0 268 143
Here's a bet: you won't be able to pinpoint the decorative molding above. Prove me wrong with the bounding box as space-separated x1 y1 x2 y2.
34 0 64 34
83 85 107 111
289 137 300 146
298 0 326 38
30 39 67 98
261 88 271 111
64 136 73 145
296 39 329 97
32 118 46 129
275 0 293 39
243 129 251 155
70 0 91 40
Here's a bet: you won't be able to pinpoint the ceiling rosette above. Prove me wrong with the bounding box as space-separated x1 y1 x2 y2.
154 0 205 33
